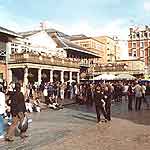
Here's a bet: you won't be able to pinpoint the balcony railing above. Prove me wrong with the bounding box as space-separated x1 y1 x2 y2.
9 53 80 68
89 63 144 75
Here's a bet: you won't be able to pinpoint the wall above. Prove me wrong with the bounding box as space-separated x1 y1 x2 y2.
0 62 6 79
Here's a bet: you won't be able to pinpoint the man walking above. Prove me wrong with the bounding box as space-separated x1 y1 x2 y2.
134 82 143 111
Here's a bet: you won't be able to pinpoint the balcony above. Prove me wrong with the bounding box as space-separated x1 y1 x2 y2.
91 63 144 75
9 53 80 68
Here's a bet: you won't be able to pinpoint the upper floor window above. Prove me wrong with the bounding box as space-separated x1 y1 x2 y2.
132 42 136 48
140 42 144 48
129 52 132 56
144 32 148 38
140 50 144 58
132 34 136 39
136 32 140 38
133 51 137 57
141 32 144 38
82 43 90 48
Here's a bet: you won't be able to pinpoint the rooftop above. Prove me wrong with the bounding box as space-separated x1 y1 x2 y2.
0 26 21 37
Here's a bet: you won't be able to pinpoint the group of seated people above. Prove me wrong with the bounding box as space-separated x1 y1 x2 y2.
25 98 41 113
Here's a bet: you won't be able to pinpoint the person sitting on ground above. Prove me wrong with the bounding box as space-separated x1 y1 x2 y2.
32 98 41 112
48 97 62 110
25 98 33 113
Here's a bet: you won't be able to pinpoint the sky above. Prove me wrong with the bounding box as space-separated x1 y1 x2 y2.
0 0 150 58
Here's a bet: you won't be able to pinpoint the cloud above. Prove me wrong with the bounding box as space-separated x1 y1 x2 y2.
61 19 129 40
144 1 150 12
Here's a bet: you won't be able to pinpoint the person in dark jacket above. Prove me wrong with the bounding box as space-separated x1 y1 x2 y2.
128 84 134 111
104 83 112 121
145 82 150 109
94 84 107 123
5 82 27 141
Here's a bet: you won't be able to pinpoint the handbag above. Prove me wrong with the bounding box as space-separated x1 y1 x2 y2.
18 115 28 132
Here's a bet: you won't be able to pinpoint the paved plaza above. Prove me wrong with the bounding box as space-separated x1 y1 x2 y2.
0 100 150 150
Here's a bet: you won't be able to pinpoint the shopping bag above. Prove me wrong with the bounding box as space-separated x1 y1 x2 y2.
18 115 28 132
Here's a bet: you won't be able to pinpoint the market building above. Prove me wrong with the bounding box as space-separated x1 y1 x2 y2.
0 26 100 86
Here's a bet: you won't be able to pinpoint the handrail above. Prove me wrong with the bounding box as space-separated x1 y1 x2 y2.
9 53 80 68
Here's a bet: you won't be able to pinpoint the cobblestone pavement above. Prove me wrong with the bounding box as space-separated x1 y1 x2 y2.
0 99 150 150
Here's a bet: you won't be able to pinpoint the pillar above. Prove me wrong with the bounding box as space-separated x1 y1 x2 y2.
69 71 72 84
6 42 11 82
50 70 53 82
38 68 42 85
77 72 80 83
24 67 28 87
7 68 12 84
60 71 64 83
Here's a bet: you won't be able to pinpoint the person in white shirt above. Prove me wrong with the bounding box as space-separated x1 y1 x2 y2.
0 85 5 138
123 83 129 100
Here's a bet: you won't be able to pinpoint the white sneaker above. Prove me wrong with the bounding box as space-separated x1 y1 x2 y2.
0 135 4 139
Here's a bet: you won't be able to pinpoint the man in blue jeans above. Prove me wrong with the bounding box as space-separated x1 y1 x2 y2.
0 85 5 139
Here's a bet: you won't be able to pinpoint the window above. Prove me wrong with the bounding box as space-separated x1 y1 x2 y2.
140 50 144 58
0 73 3 79
132 42 136 48
133 51 137 57
144 32 148 38
140 42 144 48
141 32 144 38
137 32 140 38
129 52 132 56
132 34 136 39
82 43 89 48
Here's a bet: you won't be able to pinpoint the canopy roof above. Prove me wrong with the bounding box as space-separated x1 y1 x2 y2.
116 74 136 80
0 26 21 37
93 74 118 80
19 29 100 58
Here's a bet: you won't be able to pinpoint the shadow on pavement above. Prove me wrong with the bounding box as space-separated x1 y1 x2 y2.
66 99 150 126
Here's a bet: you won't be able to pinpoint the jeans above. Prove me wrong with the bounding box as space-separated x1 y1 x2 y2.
135 97 142 111
0 115 4 136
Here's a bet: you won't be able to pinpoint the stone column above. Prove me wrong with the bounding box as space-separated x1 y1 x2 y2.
77 72 80 83
60 71 64 83
38 68 42 85
6 42 11 82
7 68 12 84
69 71 72 84
50 70 53 82
24 67 28 87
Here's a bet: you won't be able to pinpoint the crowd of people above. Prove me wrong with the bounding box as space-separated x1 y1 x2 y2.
0 79 150 141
